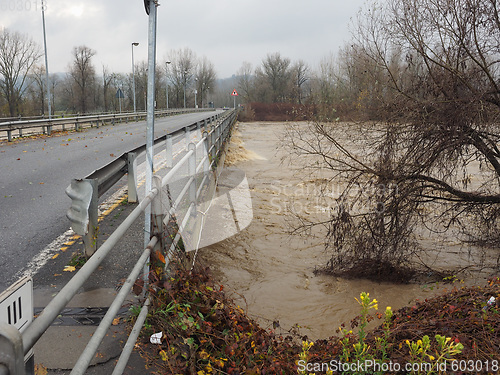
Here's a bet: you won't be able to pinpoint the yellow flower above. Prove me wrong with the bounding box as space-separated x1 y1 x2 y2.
302 340 314 351
199 350 210 360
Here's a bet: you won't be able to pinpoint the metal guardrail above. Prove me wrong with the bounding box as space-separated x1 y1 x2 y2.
0 109 238 374
0 108 214 142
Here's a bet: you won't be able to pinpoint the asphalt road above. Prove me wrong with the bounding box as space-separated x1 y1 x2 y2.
0 110 224 291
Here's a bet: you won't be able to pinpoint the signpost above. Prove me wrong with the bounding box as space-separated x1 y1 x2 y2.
231 89 238 109
115 88 125 113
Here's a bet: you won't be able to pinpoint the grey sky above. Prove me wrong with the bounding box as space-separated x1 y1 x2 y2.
0 0 367 78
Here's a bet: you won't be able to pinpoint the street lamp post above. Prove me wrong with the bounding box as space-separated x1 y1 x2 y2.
183 70 187 108
132 42 139 113
41 0 51 120
194 78 198 108
165 61 171 109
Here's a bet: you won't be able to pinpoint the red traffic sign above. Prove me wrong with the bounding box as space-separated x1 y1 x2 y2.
231 89 238 96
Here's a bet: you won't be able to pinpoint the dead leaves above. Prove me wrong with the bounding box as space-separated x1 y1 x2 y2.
63 265 76 272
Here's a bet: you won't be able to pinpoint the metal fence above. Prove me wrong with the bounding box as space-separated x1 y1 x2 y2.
0 109 237 374
0 108 213 142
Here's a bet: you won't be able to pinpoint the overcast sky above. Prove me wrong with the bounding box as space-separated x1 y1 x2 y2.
0 0 367 79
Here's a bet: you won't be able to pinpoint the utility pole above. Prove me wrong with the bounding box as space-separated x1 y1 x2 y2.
41 0 51 119
144 0 157 248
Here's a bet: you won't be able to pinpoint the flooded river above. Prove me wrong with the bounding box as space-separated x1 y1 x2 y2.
198 122 492 340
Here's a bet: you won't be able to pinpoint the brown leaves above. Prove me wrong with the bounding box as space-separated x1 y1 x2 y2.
133 278 144 296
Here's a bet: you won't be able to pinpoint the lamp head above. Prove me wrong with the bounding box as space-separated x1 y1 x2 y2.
132 42 139 46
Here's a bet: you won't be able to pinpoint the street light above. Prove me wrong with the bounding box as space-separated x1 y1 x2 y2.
131 42 139 113
165 61 171 109
183 70 187 109
41 0 51 119
194 77 198 108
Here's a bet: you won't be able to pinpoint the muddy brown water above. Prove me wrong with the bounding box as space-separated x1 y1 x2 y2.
198 122 493 340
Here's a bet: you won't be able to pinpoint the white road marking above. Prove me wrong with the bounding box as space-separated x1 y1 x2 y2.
15 131 196 281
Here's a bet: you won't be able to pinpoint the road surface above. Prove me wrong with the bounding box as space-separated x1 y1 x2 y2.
0 110 223 290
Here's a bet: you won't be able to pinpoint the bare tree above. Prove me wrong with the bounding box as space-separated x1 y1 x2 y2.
167 48 197 108
0 28 41 116
236 61 254 103
27 64 46 115
289 0 500 280
195 56 216 108
68 45 96 113
255 52 292 103
102 65 115 112
291 60 309 104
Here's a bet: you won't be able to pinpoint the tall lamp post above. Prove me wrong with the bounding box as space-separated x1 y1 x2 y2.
194 77 198 108
41 0 51 120
131 42 139 113
183 70 187 108
165 61 171 109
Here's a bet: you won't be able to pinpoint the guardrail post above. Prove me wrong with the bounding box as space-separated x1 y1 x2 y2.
211 130 216 163
188 143 197 217
150 175 166 277
18 128 23 138
166 134 173 168
127 152 138 203
47 123 52 136
0 323 24 375
82 179 98 257
7 130 12 142
65 179 99 257
216 122 221 153
202 131 210 175
74 118 79 132
184 126 190 148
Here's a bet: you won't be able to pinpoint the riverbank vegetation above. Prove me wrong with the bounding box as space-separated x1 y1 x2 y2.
273 0 500 281
134 263 500 374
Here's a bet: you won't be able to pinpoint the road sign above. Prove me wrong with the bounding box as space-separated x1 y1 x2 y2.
231 89 238 96
115 88 125 99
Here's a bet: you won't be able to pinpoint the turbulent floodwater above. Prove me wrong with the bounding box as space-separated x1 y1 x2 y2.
198 122 493 340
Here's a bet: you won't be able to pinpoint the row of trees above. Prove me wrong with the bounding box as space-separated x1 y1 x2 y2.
236 53 310 105
0 25 359 118
0 28 218 117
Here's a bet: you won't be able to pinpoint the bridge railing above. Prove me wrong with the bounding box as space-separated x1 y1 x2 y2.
0 108 214 142
0 109 238 375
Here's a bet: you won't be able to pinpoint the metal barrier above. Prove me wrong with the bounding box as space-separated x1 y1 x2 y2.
0 109 237 374
0 108 214 142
